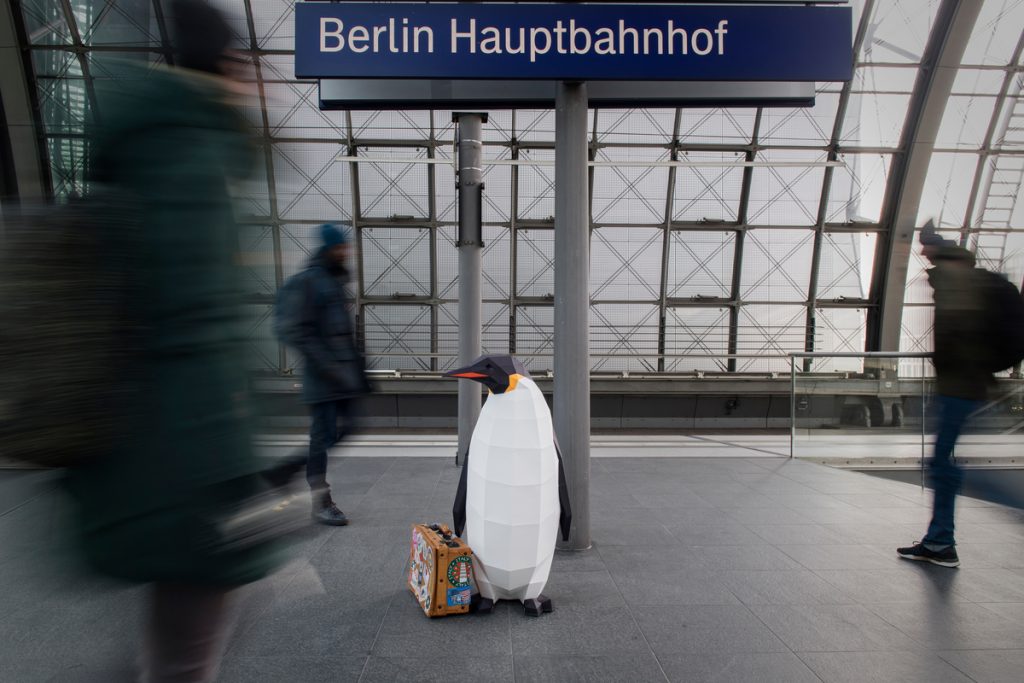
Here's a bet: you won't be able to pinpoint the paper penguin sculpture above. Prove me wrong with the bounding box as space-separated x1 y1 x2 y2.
445 354 572 617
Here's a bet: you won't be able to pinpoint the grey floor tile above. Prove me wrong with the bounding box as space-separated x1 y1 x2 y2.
867 600 1024 649
597 544 706 574
750 604 925 652
629 493 715 509
799 650 974 683
948 567 1024 602
694 544 805 572
724 507 816 526
509 602 650 656
612 570 741 607
632 605 787 657
957 542 1024 569
746 523 847 545
813 567 969 604
371 595 512 658
591 520 678 547
663 520 767 546
549 548 608 573
540 569 628 609
218 656 366 683
777 544 898 571
721 570 856 606
659 652 820 683
513 654 667 683
362 656 514 682
976 601 1024 625
938 650 1024 683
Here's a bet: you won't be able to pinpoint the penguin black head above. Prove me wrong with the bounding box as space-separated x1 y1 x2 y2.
444 354 530 394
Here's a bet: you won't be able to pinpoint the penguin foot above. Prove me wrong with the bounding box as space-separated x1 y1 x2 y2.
470 594 495 615
523 595 553 617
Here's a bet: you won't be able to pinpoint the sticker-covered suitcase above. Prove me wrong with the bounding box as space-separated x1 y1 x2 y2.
408 523 474 617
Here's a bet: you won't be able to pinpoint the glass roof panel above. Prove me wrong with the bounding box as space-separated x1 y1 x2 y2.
517 148 555 221
673 151 744 223
664 307 730 373
740 229 814 302
351 110 431 141
264 81 348 140
594 109 675 145
20 0 73 46
591 304 660 373
953 69 1010 96
735 304 807 372
250 0 295 50
677 107 754 146
828 153 891 224
961 0 1024 66
817 232 877 300
934 95 997 149
272 142 352 221
590 227 664 301
840 92 912 148
666 231 735 299
362 226 432 298
516 228 555 298
592 147 670 225
747 150 828 226
79 0 159 46
356 146 430 219
759 91 840 146
916 152 980 227
852 66 919 94
861 0 940 65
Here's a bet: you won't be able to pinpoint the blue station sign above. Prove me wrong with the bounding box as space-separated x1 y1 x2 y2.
294 2 853 82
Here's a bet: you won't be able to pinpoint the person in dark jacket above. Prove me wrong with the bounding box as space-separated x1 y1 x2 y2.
61 2 284 681
275 223 370 525
898 222 991 568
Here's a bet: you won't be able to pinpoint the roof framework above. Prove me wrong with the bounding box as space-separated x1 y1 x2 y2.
5 0 1024 376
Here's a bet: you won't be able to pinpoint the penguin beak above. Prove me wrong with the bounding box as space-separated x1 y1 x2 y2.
448 371 487 379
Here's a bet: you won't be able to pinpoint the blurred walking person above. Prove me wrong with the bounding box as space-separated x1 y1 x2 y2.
275 223 370 526
897 223 993 568
59 1 284 681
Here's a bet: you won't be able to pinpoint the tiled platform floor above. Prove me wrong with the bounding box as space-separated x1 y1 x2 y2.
3 455 1024 682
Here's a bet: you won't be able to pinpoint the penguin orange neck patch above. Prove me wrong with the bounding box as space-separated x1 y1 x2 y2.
505 373 523 392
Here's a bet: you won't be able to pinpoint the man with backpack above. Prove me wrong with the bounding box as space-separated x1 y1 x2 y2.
275 223 370 526
897 222 1005 568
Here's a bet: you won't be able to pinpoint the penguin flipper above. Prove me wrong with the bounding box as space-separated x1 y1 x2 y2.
553 435 573 542
453 449 469 537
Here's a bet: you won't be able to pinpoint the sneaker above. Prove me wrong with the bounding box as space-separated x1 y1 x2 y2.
897 542 959 568
314 502 349 526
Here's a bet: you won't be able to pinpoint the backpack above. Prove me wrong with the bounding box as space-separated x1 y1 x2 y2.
0 191 143 467
979 269 1024 373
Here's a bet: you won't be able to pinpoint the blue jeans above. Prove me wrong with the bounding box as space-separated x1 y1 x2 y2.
307 399 356 492
923 395 982 548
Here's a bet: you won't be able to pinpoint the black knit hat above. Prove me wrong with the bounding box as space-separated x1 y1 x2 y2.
172 0 232 74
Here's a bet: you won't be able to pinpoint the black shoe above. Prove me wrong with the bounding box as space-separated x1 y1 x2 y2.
897 542 959 568
314 502 349 526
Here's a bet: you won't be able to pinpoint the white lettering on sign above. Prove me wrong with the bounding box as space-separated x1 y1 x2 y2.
319 17 435 54
317 16 728 61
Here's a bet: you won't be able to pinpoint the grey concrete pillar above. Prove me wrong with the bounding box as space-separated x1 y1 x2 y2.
554 82 591 550
453 113 486 466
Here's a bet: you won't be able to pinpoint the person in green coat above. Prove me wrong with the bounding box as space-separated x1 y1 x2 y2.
61 2 283 680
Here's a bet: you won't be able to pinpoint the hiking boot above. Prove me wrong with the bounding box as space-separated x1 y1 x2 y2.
897 542 959 568
313 491 348 526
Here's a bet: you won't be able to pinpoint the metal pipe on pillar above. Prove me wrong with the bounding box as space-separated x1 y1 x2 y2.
453 113 486 466
554 83 591 550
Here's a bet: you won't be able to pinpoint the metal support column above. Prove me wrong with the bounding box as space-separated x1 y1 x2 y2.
453 113 486 466
554 82 591 551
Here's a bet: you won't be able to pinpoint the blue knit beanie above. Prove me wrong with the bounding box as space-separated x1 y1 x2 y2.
320 223 348 247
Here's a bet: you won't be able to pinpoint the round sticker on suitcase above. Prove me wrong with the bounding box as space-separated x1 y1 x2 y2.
447 555 472 588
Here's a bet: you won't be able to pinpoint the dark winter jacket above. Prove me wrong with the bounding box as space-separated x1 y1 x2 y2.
928 263 993 401
275 250 370 404
62 61 283 586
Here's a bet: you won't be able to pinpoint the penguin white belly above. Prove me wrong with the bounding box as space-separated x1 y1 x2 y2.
465 378 559 602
